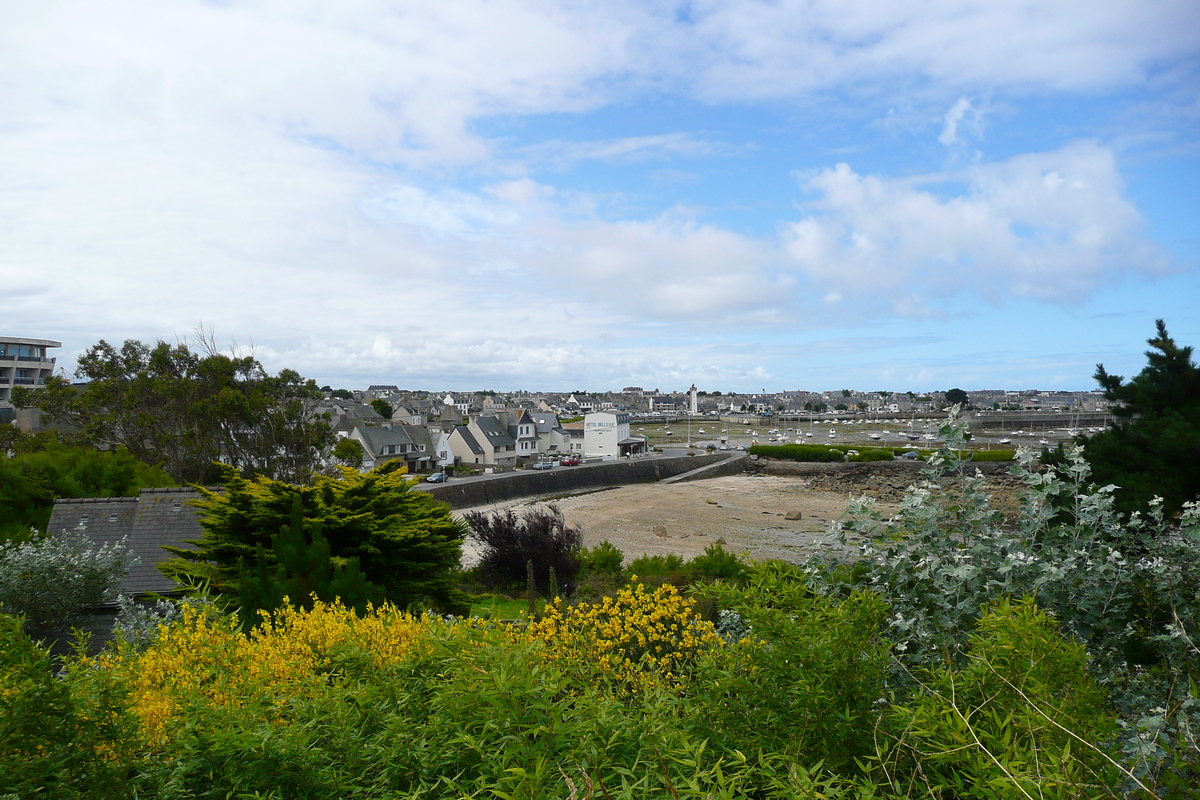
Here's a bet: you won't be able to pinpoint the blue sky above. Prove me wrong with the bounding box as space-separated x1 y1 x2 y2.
2 1 1198 393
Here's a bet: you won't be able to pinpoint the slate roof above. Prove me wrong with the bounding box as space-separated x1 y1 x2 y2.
453 425 484 455
475 415 516 447
48 488 205 599
354 425 415 458
530 412 558 434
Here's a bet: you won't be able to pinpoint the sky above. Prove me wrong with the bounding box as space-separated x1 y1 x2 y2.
2 1 1198 394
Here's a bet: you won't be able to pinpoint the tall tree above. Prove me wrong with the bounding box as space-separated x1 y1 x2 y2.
945 388 970 407
1085 319 1200 519
160 463 467 612
19 339 334 485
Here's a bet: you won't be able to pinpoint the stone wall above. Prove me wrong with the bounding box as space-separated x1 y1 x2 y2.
423 453 729 508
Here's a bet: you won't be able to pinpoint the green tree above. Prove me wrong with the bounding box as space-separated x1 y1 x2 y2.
330 437 364 469
160 464 466 612
945 387 969 407
1085 319 1200 519
0 443 173 542
370 398 393 419
237 497 384 624
330 388 354 400
20 339 334 485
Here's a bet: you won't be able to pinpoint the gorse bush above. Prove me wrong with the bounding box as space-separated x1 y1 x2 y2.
95 599 431 747
521 581 724 696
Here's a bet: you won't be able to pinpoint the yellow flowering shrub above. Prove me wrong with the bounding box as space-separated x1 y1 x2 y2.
103 599 431 746
520 581 724 696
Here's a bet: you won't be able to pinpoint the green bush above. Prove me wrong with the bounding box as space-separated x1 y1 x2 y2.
848 448 894 462
627 552 685 577
886 598 1122 798
580 539 624 575
688 542 749 584
964 448 1016 461
694 562 891 773
749 443 844 462
0 614 137 798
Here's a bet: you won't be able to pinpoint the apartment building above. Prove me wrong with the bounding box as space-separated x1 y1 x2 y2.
0 336 60 402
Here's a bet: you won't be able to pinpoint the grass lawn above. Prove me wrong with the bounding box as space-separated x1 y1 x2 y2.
468 595 544 620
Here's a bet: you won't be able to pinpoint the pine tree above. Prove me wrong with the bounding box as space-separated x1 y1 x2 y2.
237 496 384 625
1085 319 1200 520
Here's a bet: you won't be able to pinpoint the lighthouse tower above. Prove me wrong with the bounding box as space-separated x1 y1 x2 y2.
689 384 699 414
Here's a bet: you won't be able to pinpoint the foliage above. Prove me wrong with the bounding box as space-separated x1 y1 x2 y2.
330 436 364 469
750 443 845 461
0 613 138 799
848 447 895 462
689 542 750 583
579 539 625 575
626 551 685 577
112 594 211 653
520 581 725 696
0 527 133 637
945 387 970 407
237 496 385 623
369 398 393 419
1086 319 1200 520
462 504 583 595
693 562 891 773
0 443 173 542
20 338 335 485
329 388 354 400
885 598 1123 799
159 465 465 612
96 599 432 748
808 406 1200 789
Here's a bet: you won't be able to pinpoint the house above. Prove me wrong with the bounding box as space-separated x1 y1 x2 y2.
349 425 433 473
446 413 518 467
529 411 577 455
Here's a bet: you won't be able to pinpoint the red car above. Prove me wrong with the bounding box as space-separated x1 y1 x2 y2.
559 456 581 466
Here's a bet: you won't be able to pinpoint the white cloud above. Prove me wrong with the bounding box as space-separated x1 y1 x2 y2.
782 141 1170 308
678 0 1200 100
939 97 979 146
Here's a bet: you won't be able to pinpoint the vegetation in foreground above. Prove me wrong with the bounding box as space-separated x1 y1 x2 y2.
4 409 1200 799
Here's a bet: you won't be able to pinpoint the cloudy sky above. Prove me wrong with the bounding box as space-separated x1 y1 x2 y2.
3 1 1198 393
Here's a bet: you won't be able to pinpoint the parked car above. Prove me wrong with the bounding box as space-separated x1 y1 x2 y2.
559 456 581 466
426 472 449 483
531 461 555 470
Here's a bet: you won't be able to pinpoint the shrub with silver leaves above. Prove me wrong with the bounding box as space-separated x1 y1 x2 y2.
0 524 134 635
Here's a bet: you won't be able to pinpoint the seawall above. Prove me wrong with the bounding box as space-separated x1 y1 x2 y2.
422 453 729 509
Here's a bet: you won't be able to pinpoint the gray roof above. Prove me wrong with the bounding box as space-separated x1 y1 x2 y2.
475 415 516 447
354 425 415 458
402 424 434 451
453 425 484 455
47 488 205 598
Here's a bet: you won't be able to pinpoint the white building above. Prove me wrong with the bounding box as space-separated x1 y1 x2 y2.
583 411 645 458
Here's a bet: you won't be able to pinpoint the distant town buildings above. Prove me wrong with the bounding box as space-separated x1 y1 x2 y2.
0 336 59 402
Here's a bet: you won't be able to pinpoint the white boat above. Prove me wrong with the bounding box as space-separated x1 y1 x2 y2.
999 437 1012 445
869 433 882 440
